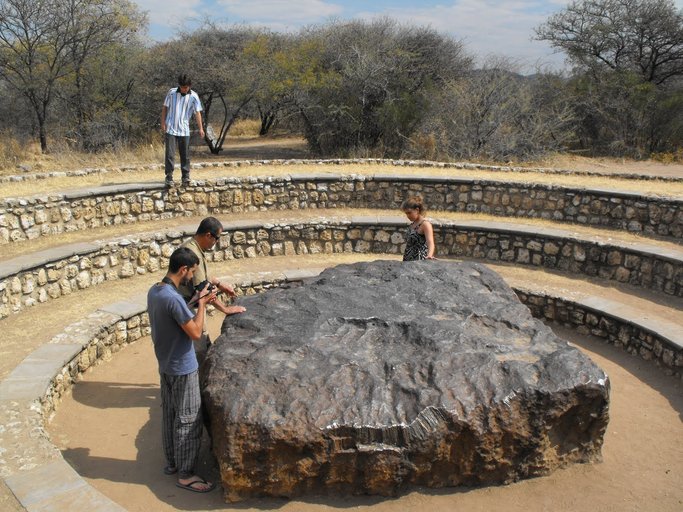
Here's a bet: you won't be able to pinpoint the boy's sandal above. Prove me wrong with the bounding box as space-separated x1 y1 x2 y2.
176 476 215 493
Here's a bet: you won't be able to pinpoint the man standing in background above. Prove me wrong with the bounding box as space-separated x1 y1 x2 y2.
161 74 204 187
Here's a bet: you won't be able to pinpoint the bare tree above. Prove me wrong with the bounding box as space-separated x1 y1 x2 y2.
536 0 683 156
0 0 145 152
62 0 146 144
150 26 272 153
536 0 683 85
0 0 74 152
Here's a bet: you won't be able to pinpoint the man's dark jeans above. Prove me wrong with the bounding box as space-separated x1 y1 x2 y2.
164 133 191 182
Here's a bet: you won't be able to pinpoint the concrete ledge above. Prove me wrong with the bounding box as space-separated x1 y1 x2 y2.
283 268 325 281
3 158 681 184
579 296 682 348
517 290 683 370
5 459 124 511
48 311 123 347
61 182 161 200
0 242 101 279
0 345 82 401
99 297 146 318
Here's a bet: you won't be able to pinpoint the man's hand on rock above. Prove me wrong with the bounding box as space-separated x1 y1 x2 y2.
225 305 246 315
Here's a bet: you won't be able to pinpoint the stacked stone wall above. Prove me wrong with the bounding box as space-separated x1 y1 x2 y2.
2 220 681 320
44 311 149 415
1 176 681 244
41 277 293 415
518 291 682 378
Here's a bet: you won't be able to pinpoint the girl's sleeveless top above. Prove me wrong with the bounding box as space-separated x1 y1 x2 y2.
403 221 428 261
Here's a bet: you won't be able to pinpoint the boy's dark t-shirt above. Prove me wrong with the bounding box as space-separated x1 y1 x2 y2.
147 283 197 375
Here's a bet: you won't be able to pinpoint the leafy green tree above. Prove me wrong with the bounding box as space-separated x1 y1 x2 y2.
295 19 471 157
262 34 342 149
240 33 288 136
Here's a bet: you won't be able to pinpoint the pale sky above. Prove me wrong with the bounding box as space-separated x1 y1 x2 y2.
131 0 683 72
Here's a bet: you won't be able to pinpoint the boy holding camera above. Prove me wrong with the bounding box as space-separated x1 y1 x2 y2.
147 247 217 492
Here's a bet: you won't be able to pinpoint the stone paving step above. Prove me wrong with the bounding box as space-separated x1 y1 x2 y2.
1 162 680 510
2 170 681 252
5 250 678 383
485 262 683 318
2 157 682 186
0 248 683 510
485 262 683 358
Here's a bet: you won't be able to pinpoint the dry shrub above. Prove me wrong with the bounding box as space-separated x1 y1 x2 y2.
406 132 438 160
651 149 683 163
0 132 31 170
228 119 261 137
0 133 166 176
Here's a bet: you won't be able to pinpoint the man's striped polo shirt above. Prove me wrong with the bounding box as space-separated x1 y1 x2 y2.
163 87 203 137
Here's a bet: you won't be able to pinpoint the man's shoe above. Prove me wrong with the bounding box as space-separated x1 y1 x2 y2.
181 177 191 186
165 179 174 187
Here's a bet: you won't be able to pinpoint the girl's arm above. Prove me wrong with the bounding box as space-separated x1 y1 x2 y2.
421 220 436 259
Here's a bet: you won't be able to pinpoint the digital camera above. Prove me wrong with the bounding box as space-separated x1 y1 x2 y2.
195 280 215 293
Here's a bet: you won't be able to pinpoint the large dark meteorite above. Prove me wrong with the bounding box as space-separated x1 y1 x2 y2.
201 260 609 502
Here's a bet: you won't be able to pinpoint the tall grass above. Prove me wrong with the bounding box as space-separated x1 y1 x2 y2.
652 149 683 163
227 118 262 137
0 120 267 175
0 131 32 170
0 132 168 175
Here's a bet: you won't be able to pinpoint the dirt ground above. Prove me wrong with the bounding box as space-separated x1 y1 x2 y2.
194 138 683 179
535 153 683 179
48 315 683 512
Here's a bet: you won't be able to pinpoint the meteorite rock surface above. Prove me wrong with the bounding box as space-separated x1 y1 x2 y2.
202 260 610 502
